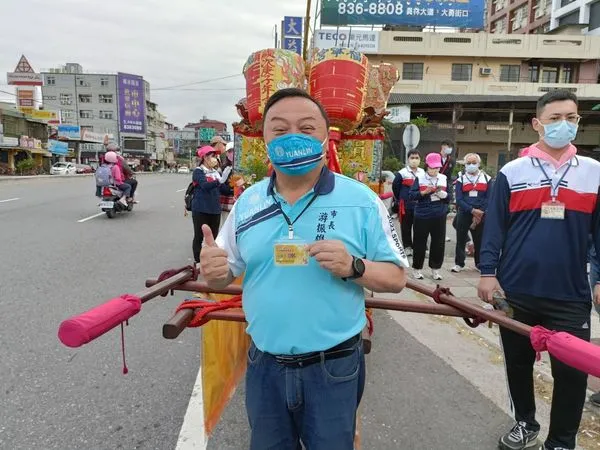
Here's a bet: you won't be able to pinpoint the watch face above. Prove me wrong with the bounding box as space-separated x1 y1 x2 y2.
354 257 366 276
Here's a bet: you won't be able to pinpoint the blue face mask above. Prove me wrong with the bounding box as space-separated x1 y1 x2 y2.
542 120 578 149
267 133 325 176
466 163 479 174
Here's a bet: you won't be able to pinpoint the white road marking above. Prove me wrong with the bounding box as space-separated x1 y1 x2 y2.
77 212 105 223
0 197 20 203
176 188 187 193
176 363 207 449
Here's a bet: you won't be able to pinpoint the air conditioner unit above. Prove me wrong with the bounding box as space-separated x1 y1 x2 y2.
535 8 545 18
480 67 493 76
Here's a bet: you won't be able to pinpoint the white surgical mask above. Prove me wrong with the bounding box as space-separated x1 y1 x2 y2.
466 163 479 174
408 158 420 169
443 147 453 155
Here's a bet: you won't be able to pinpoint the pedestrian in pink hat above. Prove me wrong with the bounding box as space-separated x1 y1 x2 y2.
408 152 450 281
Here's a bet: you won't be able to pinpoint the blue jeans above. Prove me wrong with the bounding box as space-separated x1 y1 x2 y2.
245 338 366 450
590 245 600 315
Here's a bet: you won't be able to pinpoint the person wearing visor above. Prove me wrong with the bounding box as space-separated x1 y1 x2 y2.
409 152 450 281
191 145 226 263
478 91 600 450
210 135 227 154
199 88 408 449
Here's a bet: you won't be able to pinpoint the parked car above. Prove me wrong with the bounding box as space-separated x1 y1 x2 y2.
177 166 190 174
50 162 77 175
75 164 94 174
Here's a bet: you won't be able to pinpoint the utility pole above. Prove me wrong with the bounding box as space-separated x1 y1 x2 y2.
303 0 312 61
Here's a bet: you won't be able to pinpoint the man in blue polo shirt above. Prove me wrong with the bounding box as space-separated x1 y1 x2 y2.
200 88 408 449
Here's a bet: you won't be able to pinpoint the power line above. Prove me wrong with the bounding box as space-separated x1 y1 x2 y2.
151 74 242 91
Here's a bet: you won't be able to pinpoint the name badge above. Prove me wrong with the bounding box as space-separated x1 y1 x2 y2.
541 200 565 220
469 190 478 198
274 240 309 266
430 192 441 202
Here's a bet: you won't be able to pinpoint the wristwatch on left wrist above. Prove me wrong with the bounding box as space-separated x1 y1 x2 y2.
343 256 366 281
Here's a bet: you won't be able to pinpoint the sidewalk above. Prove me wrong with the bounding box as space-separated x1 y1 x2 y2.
407 215 600 389
0 171 155 182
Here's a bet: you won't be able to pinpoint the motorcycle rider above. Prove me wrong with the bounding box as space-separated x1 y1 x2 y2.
104 151 131 206
106 143 138 200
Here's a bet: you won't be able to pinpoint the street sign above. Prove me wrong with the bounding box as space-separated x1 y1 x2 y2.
199 128 216 142
388 105 411 124
403 124 420 153
283 37 302 55
283 16 303 37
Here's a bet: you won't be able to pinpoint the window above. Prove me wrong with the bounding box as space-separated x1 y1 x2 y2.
402 63 424 80
560 64 575 83
46 76 56 86
590 0 600 31
492 19 508 34
560 0 575 7
61 110 74 120
100 77 109 87
511 5 528 31
99 94 113 104
528 64 540 82
451 64 472 81
542 66 559 83
77 78 90 87
393 36 423 42
79 94 92 103
60 93 73 105
558 10 580 27
80 110 93 119
500 65 521 82
99 110 114 120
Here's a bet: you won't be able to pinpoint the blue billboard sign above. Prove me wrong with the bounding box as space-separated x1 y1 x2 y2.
57 125 81 140
283 16 303 37
321 0 485 29
48 139 69 155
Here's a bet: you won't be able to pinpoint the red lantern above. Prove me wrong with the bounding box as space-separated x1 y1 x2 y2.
243 49 305 128
308 48 369 132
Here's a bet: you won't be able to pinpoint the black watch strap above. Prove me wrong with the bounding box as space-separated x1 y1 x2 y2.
343 256 365 281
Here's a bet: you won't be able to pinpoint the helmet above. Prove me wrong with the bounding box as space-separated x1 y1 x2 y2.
104 151 118 164
106 143 121 153
197 145 216 159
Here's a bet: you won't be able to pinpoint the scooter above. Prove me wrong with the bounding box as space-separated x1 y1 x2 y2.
98 186 133 219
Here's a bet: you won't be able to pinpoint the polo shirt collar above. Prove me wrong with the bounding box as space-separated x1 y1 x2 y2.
267 166 335 196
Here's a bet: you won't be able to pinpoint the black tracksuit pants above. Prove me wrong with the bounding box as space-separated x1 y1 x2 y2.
412 215 446 270
400 209 415 249
192 212 221 263
501 294 591 449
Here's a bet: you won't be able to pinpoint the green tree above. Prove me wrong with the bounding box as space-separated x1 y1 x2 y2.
382 156 401 173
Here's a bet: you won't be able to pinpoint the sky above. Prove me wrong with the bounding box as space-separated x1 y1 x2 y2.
0 0 311 129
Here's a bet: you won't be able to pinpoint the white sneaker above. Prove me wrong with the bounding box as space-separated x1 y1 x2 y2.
432 270 443 280
405 247 413 257
413 270 424 280
119 197 128 206
445 236 451 242
451 265 463 273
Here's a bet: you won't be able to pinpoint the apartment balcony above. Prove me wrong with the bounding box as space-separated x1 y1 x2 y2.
391 80 600 99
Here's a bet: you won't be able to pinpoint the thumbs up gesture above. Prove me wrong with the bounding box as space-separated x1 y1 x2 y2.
199 225 231 283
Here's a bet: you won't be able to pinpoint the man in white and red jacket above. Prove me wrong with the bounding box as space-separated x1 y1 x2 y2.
478 90 600 450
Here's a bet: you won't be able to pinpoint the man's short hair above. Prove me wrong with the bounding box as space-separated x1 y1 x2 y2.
407 149 420 158
536 90 578 116
441 139 454 148
263 88 330 129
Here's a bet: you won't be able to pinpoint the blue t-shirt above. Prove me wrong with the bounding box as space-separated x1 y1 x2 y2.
216 167 408 355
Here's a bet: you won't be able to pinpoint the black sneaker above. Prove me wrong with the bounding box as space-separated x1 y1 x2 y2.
590 391 600 407
498 422 539 450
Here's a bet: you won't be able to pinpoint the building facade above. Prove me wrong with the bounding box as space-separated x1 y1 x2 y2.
487 0 551 34
41 63 165 162
550 0 600 35
367 30 600 171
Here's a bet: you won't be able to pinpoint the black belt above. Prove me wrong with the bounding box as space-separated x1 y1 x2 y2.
273 334 360 369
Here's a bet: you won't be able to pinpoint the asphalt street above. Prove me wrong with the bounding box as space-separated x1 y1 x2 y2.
1 174 513 450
